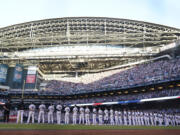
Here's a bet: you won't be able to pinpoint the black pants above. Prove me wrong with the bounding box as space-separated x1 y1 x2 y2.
4 111 10 122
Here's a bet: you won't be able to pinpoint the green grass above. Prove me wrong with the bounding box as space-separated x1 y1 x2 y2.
0 124 180 130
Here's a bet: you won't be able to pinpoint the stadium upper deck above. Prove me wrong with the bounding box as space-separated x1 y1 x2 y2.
0 17 180 74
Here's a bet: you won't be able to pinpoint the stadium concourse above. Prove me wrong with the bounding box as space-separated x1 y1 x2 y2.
0 17 180 130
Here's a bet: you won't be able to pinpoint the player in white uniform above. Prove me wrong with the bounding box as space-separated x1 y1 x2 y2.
27 103 36 124
92 107 97 125
110 108 114 125
118 110 123 125
115 110 119 125
154 112 158 126
104 108 109 125
79 107 85 124
38 103 46 124
98 108 103 125
140 111 144 126
64 106 70 124
132 110 136 126
123 109 127 125
85 106 90 125
149 112 154 126
48 104 54 124
144 112 150 126
72 105 78 124
128 110 132 125
56 104 62 124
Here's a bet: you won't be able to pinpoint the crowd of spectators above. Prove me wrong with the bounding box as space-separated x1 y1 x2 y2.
45 57 180 95
63 88 180 105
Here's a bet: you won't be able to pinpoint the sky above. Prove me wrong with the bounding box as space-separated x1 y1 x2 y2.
0 0 180 28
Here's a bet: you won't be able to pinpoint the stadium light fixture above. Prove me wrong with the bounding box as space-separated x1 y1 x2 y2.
169 85 174 88
158 86 163 90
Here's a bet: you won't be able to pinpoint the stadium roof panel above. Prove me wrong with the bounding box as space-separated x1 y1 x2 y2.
0 17 180 52
0 17 180 73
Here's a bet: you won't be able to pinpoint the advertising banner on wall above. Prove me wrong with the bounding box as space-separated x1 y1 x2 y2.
0 64 8 83
26 66 37 84
13 64 23 83
26 75 36 83
27 66 37 75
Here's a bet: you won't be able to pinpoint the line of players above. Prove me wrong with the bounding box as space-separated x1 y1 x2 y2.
16 102 180 126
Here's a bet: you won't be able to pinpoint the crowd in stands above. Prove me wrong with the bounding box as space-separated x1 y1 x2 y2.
63 89 180 105
45 57 180 95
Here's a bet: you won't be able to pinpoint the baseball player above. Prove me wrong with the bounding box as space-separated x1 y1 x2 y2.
64 106 70 124
128 110 132 125
16 100 25 124
132 110 136 126
123 109 127 125
115 110 119 125
72 105 78 124
85 106 90 125
98 108 103 125
38 102 46 124
136 110 141 126
48 104 54 124
27 102 36 124
110 108 114 125
79 106 85 124
56 103 62 124
92 107 97 125
118 110 123 125
149 112 154 126
104 108 109 125
144 112 150 126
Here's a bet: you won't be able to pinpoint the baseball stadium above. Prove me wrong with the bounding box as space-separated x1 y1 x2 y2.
0 17 180 135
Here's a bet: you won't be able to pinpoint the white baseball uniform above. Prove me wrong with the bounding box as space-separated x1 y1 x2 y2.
85 107 90 125
56 104 62 124
92 108 97 125
73 106 78 124
118 111 123 125
110 109 114 125
38 104 46 123
98 109 103 125
48 105 54 124
104 109 109 125
115 110 119 125
64 106 70 124
27 104 36 124
79 107 85 124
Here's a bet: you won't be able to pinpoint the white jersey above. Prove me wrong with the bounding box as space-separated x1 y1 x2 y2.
73 107 78 114
39 104 46 111
80 107 84 114
65 107 70 113
104 109 108 115
48 105 54 112
29 104 36 111
93 108 97 114
115 110 119 116
85 108 90 114
110 109 114 116
56 105 62 111
98 109 103 115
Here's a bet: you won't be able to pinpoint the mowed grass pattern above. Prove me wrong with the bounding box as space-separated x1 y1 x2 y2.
0 124 180 130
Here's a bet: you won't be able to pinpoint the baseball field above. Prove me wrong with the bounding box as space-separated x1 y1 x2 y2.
0 124 180 135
